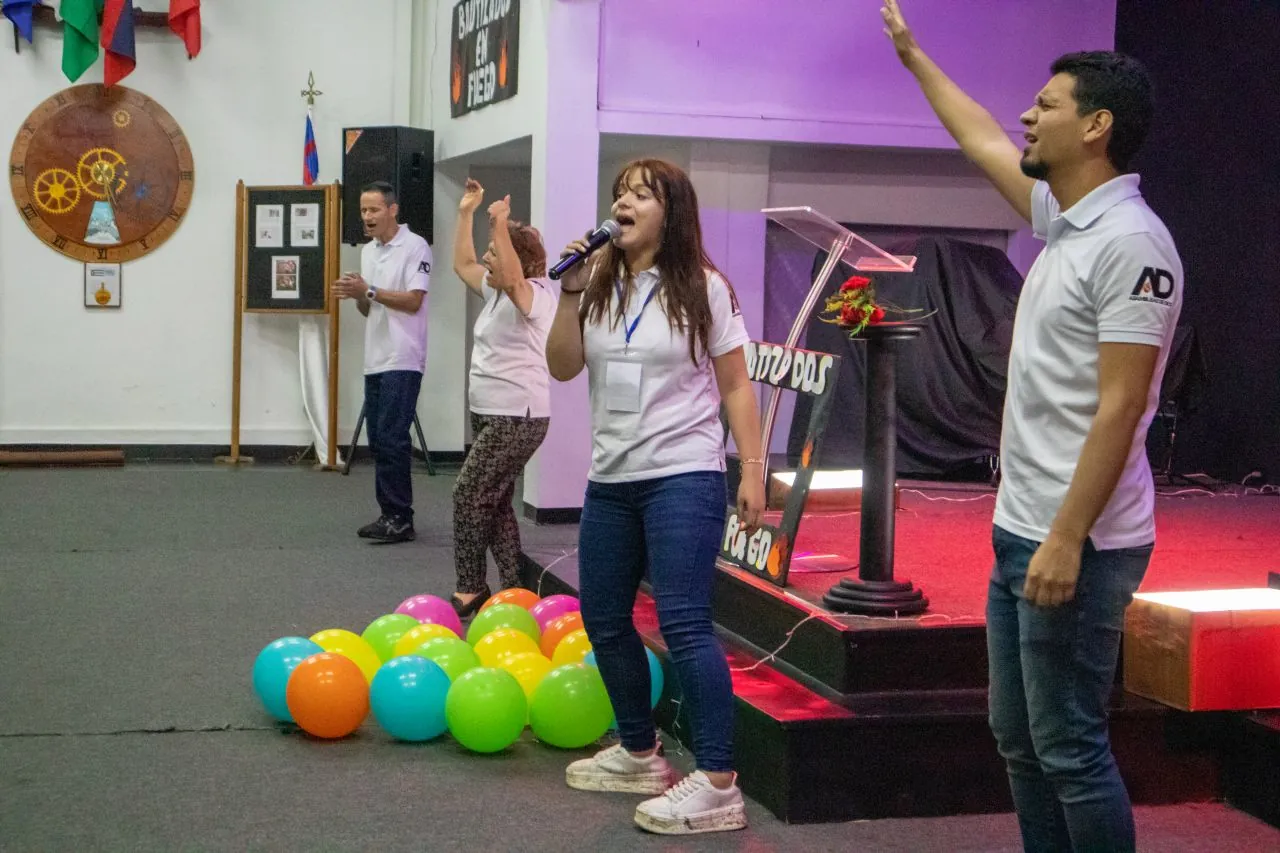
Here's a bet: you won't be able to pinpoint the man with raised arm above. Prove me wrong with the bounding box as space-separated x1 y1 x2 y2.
881 2 1182 851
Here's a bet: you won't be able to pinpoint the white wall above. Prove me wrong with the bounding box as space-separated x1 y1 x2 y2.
0 0 407 446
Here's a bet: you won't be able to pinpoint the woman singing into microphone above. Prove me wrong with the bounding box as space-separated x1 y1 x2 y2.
449 179 555 618
546 158 765 836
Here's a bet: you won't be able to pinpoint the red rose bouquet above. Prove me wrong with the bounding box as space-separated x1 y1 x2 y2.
819 274 922 337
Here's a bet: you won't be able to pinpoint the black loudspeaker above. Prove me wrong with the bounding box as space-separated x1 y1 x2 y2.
341 126 434 245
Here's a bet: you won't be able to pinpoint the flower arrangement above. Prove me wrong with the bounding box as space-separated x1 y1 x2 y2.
819 274 922 337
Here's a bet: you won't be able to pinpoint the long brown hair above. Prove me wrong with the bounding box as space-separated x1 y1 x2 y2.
580 159 722 364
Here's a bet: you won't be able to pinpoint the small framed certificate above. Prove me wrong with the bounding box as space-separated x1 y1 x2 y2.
84 262 122 309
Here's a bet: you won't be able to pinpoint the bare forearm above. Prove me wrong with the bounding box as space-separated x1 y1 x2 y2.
356 297 370 317
722 384 763 462
1049 404 1147 544
376 290 425 314
546 293 585 381
903 49 1008 156
453 210 478 275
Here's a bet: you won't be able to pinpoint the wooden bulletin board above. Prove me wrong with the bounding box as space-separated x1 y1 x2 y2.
220 181 342 468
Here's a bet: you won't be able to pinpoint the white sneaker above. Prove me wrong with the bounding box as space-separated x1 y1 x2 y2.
633 770 748 835
565 744 676 794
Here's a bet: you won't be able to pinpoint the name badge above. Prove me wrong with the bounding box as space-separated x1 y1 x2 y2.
606 360 642 412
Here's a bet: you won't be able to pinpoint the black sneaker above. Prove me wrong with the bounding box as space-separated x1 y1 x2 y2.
366 516 415 544
358 516 388 538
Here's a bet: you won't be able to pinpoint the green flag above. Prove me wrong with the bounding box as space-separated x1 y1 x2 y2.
60 0 101 83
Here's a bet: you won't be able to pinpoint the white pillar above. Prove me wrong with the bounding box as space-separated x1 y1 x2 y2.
521 0 602 519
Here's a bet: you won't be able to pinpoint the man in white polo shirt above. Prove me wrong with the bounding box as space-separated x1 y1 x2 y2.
332 181 431 543
884 2 1181 851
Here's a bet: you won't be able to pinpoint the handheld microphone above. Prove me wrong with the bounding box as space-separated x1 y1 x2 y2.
548 220 621 280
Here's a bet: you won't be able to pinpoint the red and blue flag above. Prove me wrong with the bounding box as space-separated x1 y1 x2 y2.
101 0 136 87
303 108 320 186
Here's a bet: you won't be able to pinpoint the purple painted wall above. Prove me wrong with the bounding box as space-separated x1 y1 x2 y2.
598 0 1117 148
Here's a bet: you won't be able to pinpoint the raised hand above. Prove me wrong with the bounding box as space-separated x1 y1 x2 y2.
459 178 484 214
881 0 919 62
487 194 511 226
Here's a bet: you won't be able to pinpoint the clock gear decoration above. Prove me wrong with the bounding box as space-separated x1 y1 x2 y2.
9 85 193 264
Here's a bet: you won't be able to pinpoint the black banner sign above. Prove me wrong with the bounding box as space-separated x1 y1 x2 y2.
451 0 520 118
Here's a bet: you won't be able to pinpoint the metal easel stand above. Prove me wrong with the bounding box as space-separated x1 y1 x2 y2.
341 401 436 476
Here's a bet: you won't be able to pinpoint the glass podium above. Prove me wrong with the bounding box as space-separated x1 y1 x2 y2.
761 206 928 615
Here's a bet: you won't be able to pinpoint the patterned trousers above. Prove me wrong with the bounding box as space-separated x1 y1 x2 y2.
452 412 550 594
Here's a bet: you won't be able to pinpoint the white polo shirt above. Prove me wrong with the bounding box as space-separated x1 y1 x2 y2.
469 273 557 417
360 224 431 375
994 175 1183 549
582 268 750 483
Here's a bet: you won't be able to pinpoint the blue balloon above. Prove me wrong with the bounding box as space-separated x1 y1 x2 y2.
253 636 323 722
583 647 664 710
370 655 451 742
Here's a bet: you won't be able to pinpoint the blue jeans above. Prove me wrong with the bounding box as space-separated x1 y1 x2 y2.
363 370 422 523
987 525 1153 853
577 471 734 772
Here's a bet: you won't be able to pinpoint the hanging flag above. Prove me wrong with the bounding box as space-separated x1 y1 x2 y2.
303 108 319 186
101 0 136 87
168 0 199 59
2 0 37 44
59 0 99 83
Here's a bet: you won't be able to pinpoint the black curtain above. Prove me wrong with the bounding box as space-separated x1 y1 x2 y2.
788 236 1021 478
1116 0 1280 482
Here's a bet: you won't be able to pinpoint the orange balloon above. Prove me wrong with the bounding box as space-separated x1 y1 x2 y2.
286 653 369 739
482 588 542 612
539 611 584 658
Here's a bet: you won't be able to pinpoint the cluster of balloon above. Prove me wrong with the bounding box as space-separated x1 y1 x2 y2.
251 588 655 753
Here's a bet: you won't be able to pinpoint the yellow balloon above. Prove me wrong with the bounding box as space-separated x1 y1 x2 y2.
497 652 554 702
550 628 593 667
473 628 541 668
392 623 458 658
309 628 382 683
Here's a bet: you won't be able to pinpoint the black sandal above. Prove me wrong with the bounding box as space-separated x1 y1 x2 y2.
450 586 491 621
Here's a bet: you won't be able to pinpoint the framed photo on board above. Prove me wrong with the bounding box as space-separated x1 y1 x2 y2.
236 184 338 314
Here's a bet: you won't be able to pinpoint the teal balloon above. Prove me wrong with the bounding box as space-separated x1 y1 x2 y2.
444 667 527 753
253 636 323 722
530 663 614 749
645 647 664 709
583 647 663 709
466 603 541 646
370 656 451 742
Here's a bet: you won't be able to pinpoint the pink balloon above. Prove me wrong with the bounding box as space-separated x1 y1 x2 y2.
394 594 464 637
530 594 581 633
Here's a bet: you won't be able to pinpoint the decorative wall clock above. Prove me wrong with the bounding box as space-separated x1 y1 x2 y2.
9 84 193 263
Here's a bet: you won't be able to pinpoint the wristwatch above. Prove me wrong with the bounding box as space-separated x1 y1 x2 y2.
366 286 378 302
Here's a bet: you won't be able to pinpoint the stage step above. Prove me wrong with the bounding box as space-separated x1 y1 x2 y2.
1223 712 1280 829
520 550 1224 824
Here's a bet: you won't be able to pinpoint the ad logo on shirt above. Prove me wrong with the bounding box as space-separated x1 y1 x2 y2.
418 260 431 274
1130 266 1175 304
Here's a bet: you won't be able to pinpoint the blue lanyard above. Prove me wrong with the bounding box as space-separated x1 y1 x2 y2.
615 281 659 347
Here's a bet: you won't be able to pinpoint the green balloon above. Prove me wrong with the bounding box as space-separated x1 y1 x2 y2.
414 637 481 681
529 663 614 749
362 613 421 662
445 667 528 753
466 603 541 646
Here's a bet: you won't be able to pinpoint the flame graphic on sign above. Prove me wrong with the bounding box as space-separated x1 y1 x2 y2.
451 55 463 104
498 41 508 88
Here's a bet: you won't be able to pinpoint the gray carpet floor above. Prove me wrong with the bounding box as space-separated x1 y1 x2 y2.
2 464 1277 852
